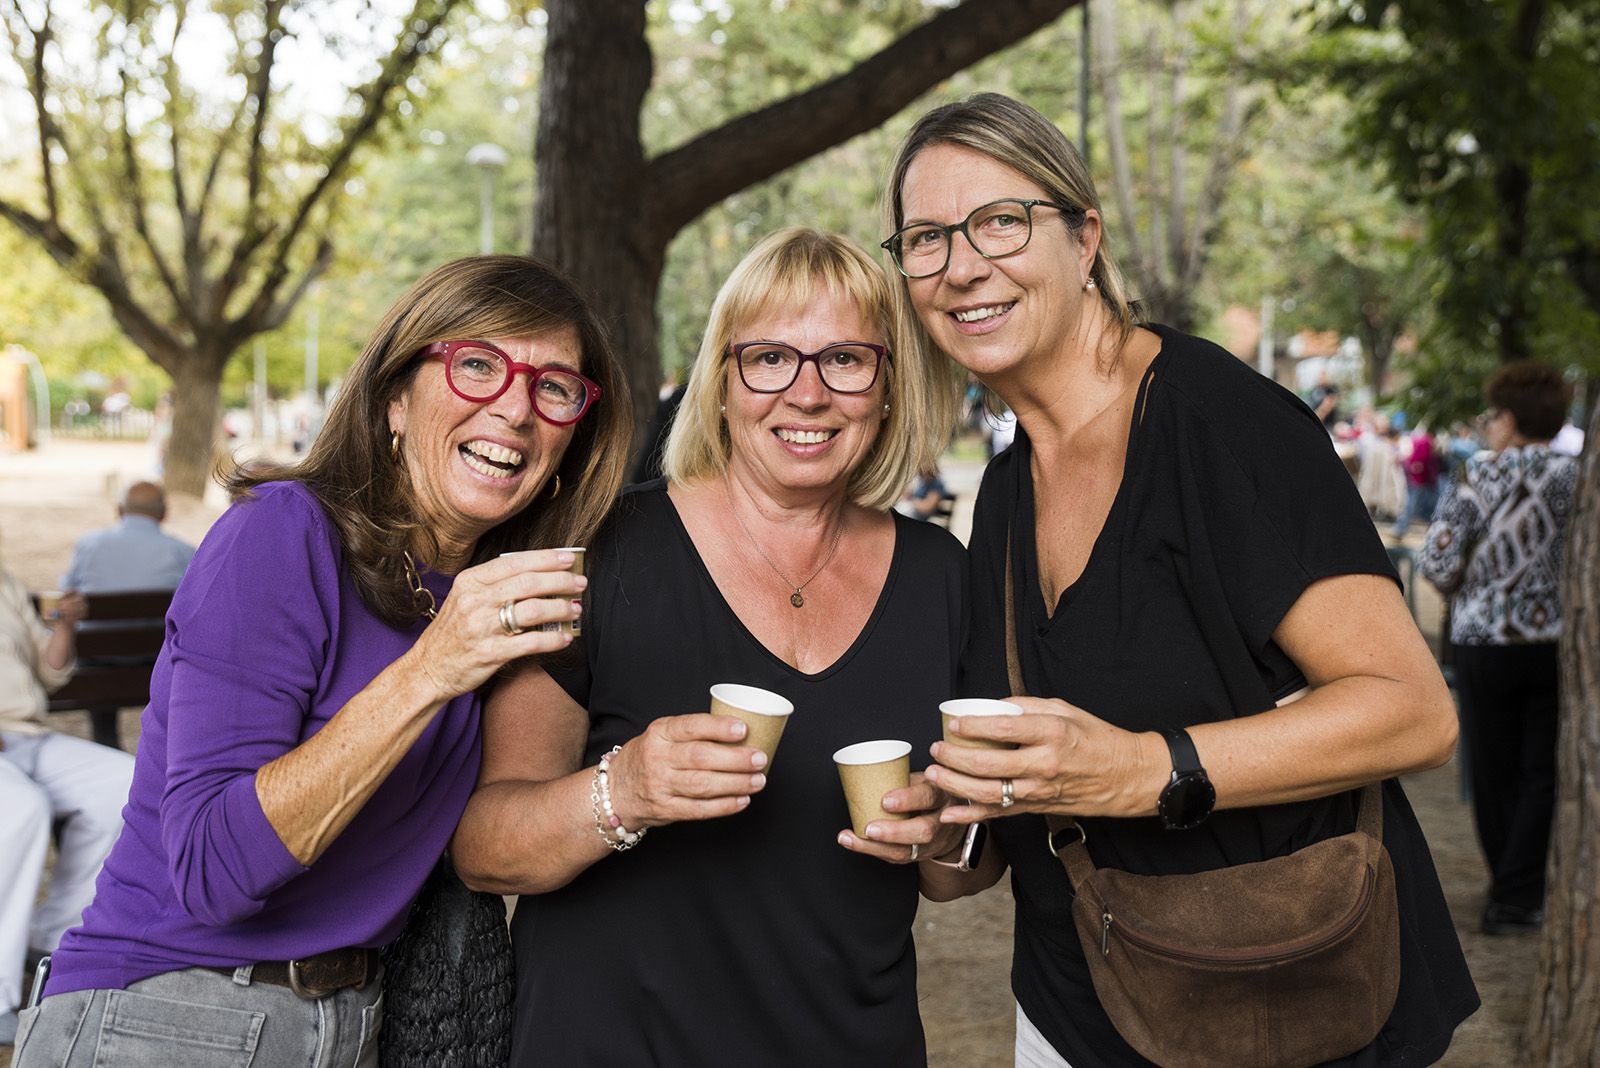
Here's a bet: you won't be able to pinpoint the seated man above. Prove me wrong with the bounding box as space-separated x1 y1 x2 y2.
1 545 134 1046
62 481 195 594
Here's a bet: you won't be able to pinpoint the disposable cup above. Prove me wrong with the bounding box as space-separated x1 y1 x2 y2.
939 698 1023 750
555 547 585 636
36 591 63 621
833 739 912 837
709 683 795 768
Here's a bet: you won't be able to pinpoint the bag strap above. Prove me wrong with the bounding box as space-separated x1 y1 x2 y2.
1002 523 1383 896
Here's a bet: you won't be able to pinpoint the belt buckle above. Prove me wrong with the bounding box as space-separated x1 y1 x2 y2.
287 954 364 999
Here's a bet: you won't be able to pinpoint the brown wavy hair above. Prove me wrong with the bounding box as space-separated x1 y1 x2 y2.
226 255 632 627
1484 360 1572 442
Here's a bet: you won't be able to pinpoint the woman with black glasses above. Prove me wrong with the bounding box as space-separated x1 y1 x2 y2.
453 228 979 1065
880 94 1476 1067
14 256 632 1067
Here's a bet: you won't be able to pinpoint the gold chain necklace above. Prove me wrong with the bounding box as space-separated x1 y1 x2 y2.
725 479 845 609
402 551 438 619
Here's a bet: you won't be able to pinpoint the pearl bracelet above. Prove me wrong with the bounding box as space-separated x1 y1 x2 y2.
591 744 645 852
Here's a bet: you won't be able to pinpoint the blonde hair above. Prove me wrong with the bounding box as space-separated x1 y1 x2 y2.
227 255 632 626
663 228 960 510
882 93 1142 364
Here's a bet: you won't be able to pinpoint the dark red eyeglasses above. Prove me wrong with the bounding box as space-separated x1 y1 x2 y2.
420 340 601 426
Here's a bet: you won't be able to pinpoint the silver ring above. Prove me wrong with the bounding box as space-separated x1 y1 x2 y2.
1000 779 1015 808
909 843 919 862
499 600 524 636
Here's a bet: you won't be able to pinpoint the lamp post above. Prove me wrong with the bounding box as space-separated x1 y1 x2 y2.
467 142 510 255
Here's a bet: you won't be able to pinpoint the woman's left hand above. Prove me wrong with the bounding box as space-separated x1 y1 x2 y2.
926 695 1166 824
53 591 88 625
836 772 968 864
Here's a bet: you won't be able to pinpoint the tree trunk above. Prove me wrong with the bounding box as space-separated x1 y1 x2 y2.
163 356 226 497
532 0 660 438
1522 395 1600 1065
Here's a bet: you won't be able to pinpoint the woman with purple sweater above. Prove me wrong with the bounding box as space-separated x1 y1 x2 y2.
12 256 631 1067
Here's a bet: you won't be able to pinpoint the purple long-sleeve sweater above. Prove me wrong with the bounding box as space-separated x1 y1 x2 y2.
45 481 481 996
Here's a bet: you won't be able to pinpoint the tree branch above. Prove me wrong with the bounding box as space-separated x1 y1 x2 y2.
1181 0 1250 287
1090 0 1146 274
119 61 192 321
228 0 459 327
648 0 1079 240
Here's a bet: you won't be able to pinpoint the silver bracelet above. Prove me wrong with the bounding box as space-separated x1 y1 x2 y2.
590 744 645 852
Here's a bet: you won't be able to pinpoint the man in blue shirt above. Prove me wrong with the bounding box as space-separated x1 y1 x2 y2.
62 482 195 593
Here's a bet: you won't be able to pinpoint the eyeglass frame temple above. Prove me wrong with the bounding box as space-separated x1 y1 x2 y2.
880 198 1084 278
727 341 890 394
418 339 601 425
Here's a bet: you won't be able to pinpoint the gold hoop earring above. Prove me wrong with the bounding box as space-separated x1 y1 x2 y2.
390 431 402 462
548 474 562 500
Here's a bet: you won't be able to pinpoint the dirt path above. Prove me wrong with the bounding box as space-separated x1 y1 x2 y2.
1 441 1532 1066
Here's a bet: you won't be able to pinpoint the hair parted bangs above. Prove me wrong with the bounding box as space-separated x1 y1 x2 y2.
663 227 960 511
225 255 632 627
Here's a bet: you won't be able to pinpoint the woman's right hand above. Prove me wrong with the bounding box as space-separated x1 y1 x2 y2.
404 549 586 701
604 714 768 829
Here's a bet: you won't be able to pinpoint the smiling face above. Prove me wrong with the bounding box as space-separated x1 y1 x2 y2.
898 143 1099 382
388 327 581 564
724 292 888 503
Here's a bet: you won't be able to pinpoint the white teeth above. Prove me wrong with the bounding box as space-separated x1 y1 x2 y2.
462 451 515 479
776 428 835 445
463 440 524 465
953 303 1014 323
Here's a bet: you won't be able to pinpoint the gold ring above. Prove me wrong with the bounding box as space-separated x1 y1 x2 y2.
1000 779 1015 808
499 600 524 636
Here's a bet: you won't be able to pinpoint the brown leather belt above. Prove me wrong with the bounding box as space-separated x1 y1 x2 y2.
208 947 376 999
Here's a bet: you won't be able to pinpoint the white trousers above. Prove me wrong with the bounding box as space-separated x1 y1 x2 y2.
0 731 133 1013
1016 1001 1076 1067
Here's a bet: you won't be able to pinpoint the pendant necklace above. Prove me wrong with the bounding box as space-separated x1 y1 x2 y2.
725 479 845 609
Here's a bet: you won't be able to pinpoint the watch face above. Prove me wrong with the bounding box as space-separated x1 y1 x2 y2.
961 821 989 871
1160 773 1216 831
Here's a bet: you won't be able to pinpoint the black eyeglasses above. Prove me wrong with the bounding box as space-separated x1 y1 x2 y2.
880 198 1083 279
729 341 889 394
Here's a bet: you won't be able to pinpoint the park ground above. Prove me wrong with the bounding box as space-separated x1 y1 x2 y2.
0 439 1538 1067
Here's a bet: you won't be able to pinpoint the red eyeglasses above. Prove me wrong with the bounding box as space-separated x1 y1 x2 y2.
420 340 601 426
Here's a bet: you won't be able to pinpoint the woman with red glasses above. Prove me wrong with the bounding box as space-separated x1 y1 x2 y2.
13 256 631 1068
453 228 974 1065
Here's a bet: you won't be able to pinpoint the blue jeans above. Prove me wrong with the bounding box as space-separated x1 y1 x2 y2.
13 964 382 1067
1392 481 1439 536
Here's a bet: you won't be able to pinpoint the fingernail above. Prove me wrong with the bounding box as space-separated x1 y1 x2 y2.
574 575 588 590
924 766 940 783
732 721 748 739
939 811 957 823
865 824 881 840
751 773 767 790
557 551 575 564
882 796 899 812
837 831 853 847
737 795 751 809
562 632 574 645
949 718 963 735
750 751 767 769
570 599 584 613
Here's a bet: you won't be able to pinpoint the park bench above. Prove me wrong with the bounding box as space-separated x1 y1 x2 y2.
32 589 173 751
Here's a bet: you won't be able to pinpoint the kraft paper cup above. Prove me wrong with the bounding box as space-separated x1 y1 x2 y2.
556 547 585 636
939 698 1023 750
833 739 912 837
36 591 63 621
709 683 795 767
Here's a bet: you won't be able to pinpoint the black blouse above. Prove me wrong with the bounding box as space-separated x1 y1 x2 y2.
962 326 1478 1066
513 481 968 1066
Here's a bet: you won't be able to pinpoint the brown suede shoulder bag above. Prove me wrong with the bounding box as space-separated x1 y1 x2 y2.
1003 545 1401 1068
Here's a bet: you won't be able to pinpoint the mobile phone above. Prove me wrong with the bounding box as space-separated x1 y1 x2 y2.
956 821 988 872
26 954 50 1010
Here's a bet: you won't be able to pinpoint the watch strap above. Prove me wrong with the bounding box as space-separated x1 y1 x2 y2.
1160 727 1203 777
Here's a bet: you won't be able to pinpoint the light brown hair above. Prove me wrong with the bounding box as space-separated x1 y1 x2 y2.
227 256 632 626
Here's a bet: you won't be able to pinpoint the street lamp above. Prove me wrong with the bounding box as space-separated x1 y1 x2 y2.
466 142 509 255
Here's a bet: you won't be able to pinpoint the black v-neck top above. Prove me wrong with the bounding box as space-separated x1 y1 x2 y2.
963 326 1478 1066
514 480 968 1066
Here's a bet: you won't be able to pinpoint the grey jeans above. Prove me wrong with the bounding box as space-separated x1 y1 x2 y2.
12 964 382 1068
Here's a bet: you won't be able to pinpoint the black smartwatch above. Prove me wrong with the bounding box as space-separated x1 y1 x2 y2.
1157 727 1216 831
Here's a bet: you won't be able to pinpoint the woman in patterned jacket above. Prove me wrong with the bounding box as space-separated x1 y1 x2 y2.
1419 359 1578 935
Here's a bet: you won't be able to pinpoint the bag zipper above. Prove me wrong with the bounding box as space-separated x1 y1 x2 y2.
1099 867 1376 965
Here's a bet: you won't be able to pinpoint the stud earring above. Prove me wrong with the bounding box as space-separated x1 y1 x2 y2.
1084 276 1097 292
390 431 402 462
719 404 726 415
883 403 891 415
